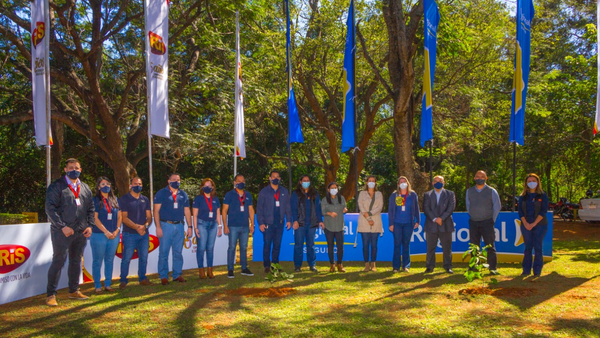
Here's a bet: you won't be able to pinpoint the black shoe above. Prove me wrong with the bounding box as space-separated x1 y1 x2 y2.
309 266 318 273
227 270 234 279
294 267 302 272
520 272 531 277
241 268 254 276
445 269 454 274
424 268 434 274
489 270 500 276
533 274 541 278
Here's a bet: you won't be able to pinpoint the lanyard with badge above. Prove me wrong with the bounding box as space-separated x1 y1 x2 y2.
103 197 113 220
238 192 246 212
170 188 179 209
205 194 214 218
274 190 280 207
69 184 81 206
395 194 407 212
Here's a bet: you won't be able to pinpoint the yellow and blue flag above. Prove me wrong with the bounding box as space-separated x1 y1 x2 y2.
420 0 440 147
510 0 534 145
286 0 303 145
341 0 355 153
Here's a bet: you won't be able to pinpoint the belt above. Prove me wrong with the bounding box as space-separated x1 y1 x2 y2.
160 220 182 224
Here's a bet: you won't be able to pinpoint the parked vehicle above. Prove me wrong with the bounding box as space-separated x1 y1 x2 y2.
551 197 580 221
578 199 600 223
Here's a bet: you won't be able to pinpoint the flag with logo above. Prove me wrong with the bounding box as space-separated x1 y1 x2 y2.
595 0 600 136
146 0 170 138
420 0 440 147
234 12 246 159
286 0 304 145
509 0 534 145
341 0 355 153
31 0 52 147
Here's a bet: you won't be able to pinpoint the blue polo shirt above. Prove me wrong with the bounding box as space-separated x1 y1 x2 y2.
223 189 253 227
394 194 413 224
93 196 119 233
119 193 151 234
154 186 190 222
193 194 221 222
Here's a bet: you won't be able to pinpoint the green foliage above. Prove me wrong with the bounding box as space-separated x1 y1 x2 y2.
266 263 294 283
462 243 498 287
0 213 28 225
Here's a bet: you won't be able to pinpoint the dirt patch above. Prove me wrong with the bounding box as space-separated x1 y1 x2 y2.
459 287 537 297
224 287 296 298
553 220 600 241
202 324 215 330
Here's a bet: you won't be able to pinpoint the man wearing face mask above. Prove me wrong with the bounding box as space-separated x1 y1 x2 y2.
119 177 153 289
423 176 456 274
45 158 95 306
466 170 502 275
222 174 255 278
257 170 292 273
154 173 192 285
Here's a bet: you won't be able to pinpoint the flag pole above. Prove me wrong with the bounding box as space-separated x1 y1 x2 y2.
144 0 154 211
234 10 239 179
44 0 51 187
353 1 358 213
429 140 433 185
512 142 516 211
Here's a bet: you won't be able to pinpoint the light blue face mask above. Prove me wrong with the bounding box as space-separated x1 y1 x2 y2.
527 181 538 190
302 182 311 189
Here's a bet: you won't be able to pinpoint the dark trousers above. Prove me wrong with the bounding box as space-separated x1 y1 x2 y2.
360 232 379 262
521 223 548 275
392 223 413 270
469 219 497 270
47 229 87 296
324 229 344 264
263 223 285 268
425 231 453 270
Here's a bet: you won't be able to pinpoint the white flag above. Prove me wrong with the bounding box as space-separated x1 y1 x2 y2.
146 0 170 138
595 0 600 136
234 12 246 158
31 0 51 146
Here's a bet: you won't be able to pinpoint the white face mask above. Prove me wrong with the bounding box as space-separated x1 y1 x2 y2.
399 183 408 190
367 182 376 189
527 181 538 190
329 188 338 196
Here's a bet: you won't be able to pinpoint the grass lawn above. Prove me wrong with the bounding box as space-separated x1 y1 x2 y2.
1 220 599 337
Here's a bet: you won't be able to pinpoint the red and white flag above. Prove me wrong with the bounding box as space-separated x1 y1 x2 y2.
31 0 51 146
146 0 170 138
234 11 246 159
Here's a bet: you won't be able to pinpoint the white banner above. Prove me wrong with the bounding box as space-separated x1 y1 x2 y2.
234 11 246 158
31 0 51 147
146 0 170 138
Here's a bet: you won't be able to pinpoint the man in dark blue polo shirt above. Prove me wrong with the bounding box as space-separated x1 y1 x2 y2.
222 174 255 278
257 170 291 273
153 173 192 285
119 177 153 289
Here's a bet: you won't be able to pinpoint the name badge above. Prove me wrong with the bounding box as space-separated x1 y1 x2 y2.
276 201 280 207
209 212 214 218
174 202 178 209
107 213 113 221
402 206 406 212
75 198 81 206
240 206 245 212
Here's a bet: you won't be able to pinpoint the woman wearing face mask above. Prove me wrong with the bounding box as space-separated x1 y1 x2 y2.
321 182 348 272
192 178 222 279
291 175 324 272
91 177 122 293
388 176 420 273
517 173 549 277
357 175 384 272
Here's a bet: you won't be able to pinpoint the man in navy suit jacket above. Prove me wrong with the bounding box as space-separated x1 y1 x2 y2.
423 176 456 274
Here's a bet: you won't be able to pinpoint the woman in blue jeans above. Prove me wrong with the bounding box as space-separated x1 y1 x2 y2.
91 177 122 293
388 176 420 273
518 173 549 277
291 175 324 273
192 178 222 279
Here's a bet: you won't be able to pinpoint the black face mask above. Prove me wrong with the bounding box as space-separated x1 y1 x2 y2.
235 182 246 190
474 179 486 186
169 181 180 189
202 186 213 194
131 186 143 193
100 186 111 193
67 170 80 180
271 178 280 186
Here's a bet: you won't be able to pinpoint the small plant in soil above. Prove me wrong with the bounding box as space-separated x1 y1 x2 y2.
462 243 498 288
266 263 294 283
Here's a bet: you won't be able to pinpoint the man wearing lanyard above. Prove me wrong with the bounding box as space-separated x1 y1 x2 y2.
119 177 153 289
257 170 292 273
154 173 192 285
222 174 255 278
45 158 94 306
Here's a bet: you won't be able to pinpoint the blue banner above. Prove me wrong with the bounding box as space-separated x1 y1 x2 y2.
341 0 355 153
286 0 304 145
420 0 440 147
510 0 534 146
253 212 553 263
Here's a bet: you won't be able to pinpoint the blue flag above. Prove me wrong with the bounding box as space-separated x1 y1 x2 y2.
510 0 534 145
420 0 440 147
286 0 303 145
341 0 355 153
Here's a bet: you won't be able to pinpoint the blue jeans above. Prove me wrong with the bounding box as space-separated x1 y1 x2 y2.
227 226 249 271
294 225 317 268
196 220 218 268
393 223 413 270
90 232 120 289
120 232 150 284
158 221 184 280
521 223 548 275
361 232 379 262
263 223 284 268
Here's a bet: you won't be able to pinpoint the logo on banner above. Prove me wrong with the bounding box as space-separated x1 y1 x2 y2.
115 235 160 259
32 22 45 49
0 245 31 274
149 31 166 55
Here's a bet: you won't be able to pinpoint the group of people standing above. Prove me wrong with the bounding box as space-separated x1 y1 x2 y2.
44 159 550 307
